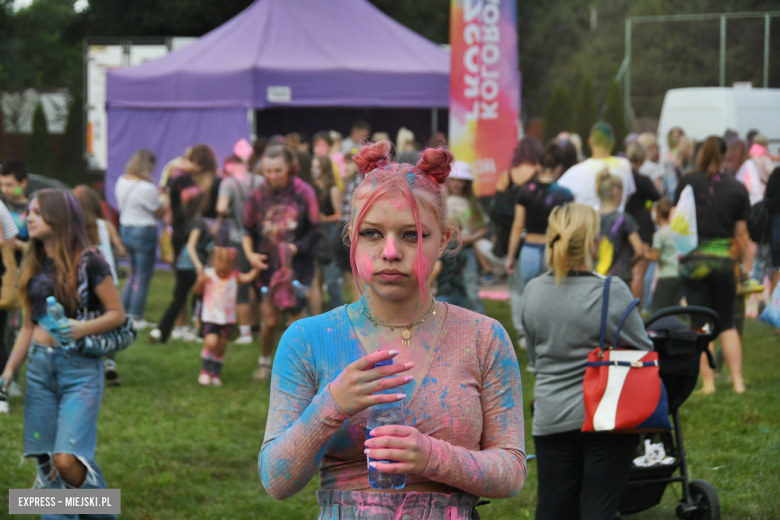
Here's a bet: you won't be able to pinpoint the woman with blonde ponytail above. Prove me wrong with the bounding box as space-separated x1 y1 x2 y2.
521 202 653 520
546 203 599 283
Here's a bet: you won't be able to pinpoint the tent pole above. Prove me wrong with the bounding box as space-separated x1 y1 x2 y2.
431 108 439 137
765 14 771 89
248 109 257 141
720 16 726 87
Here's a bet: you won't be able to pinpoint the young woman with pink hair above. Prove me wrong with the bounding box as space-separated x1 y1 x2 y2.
258 141 526 519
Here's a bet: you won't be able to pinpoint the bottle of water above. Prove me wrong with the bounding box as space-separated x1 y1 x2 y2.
366 356 407 490
45 296 72 347
292 280 307 299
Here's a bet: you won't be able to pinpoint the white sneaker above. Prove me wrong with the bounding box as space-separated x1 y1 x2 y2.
233 334 254 345
198 372 211 386
7 381 23 397
252 364 272 381
182 330 203 343
0 399 8 414
133 319 157 330
210 376 223 387
149 328 162 343
170 327 187 340
185 326 199 336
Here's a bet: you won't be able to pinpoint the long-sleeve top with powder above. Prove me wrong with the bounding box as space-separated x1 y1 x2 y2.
259 304 526 500
243 175 320 287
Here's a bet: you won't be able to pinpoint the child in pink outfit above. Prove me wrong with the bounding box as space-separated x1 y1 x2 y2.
193 247 258 386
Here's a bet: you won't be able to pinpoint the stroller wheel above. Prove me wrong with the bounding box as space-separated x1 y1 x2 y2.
679 480 720 520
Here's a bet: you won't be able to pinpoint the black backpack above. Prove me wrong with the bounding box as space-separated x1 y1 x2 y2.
747 199 770 244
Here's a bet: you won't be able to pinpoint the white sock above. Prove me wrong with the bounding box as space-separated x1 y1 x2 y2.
240 325 252 337
259 355 272 366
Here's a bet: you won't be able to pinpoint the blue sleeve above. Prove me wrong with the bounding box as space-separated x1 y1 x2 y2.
259 322 349 499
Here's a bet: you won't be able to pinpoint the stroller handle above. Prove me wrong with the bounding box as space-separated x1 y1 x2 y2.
644 305 721 338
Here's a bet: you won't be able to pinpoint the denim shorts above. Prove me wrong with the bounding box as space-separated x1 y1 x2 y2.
24 342 104 460
316 490 481 520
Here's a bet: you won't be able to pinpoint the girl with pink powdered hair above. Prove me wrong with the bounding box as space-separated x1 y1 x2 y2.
259 141 526 519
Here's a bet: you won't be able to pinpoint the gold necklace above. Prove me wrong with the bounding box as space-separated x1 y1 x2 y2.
359 295 437 347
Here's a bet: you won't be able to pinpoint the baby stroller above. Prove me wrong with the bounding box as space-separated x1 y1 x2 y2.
617 306 722 520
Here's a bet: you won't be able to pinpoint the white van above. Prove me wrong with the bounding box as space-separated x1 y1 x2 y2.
657 87 780 158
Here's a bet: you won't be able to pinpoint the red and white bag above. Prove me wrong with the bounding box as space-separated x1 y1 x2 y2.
582 277 672 433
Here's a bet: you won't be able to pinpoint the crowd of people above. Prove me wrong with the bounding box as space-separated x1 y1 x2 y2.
0 115 778 519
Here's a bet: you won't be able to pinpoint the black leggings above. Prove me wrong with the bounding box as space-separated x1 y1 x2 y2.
534 430 638 520
158 269 198 342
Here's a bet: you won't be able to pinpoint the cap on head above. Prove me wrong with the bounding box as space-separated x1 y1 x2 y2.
449 161 474 182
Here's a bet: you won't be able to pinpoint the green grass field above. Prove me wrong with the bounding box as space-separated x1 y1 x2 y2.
1 270 779 519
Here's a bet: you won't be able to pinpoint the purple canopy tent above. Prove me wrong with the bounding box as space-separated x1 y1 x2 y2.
105 0 450 207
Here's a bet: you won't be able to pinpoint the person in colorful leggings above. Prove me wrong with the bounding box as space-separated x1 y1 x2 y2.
258 141 526 519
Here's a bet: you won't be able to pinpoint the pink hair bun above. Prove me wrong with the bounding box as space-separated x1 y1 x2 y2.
354 140 392 175
416 147 454 184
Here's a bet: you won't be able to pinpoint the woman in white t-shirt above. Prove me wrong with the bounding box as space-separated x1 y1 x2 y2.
114 150 166 328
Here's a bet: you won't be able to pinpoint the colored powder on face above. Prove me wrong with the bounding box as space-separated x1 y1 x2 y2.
390 198 407 210
383 236 397 258
356 252 374 280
